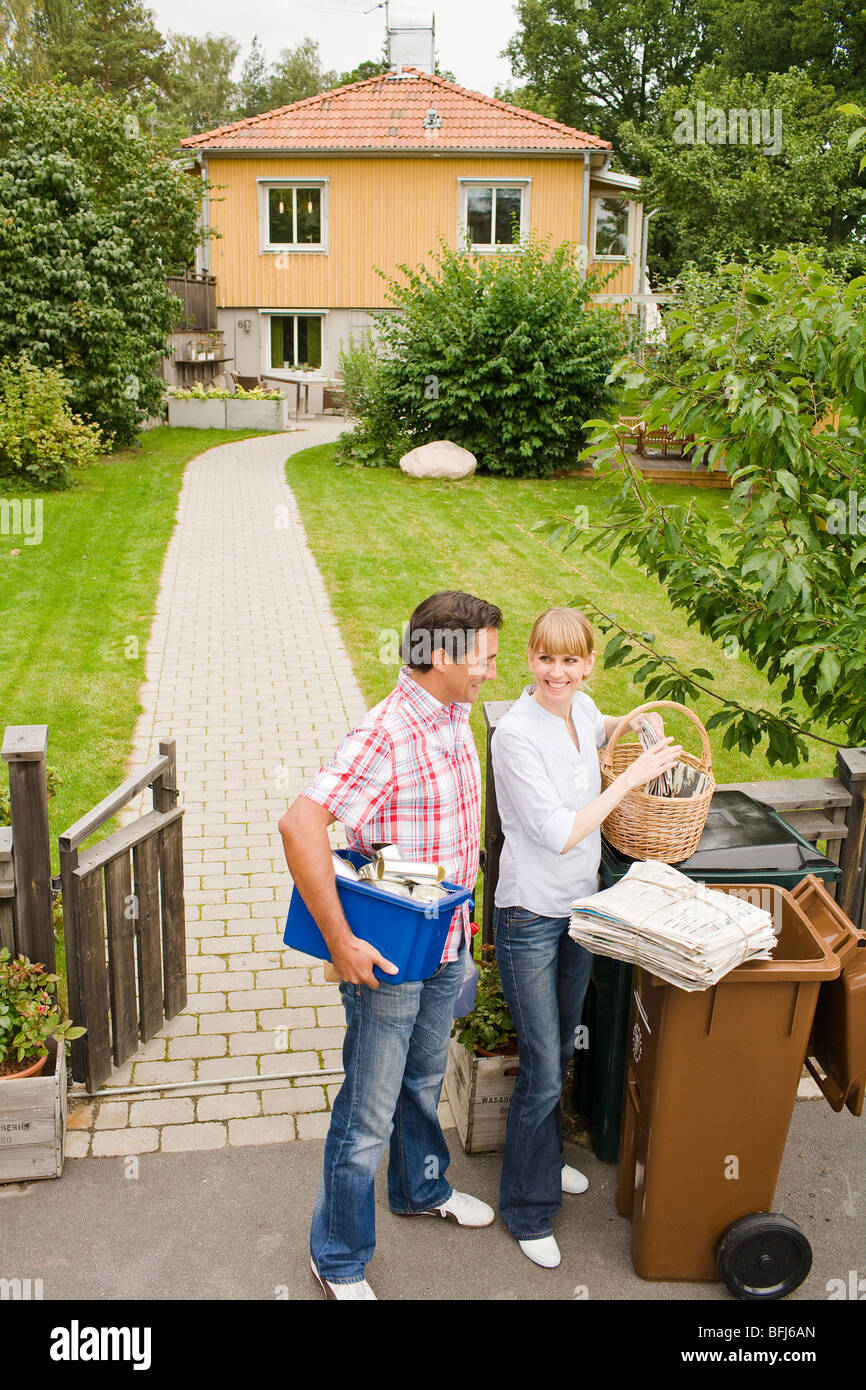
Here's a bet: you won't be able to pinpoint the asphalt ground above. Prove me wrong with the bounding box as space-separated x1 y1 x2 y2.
2 1096 863 1333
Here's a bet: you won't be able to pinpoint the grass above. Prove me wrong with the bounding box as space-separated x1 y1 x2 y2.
284 443 844 921
0 427 265 877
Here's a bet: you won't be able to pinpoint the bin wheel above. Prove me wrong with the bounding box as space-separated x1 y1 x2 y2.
716 1213 812 1300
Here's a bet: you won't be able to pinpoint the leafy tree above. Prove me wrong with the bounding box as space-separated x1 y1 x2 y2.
338 56 392 86
501 0 716 145
269 36 337 108
1 0 71 81
160 31 240 139
46 0 169 99
234 33 270 119
0 75 204 445
706 0 866 98
619 68 866 284
338 234 626 477
540 250 866 764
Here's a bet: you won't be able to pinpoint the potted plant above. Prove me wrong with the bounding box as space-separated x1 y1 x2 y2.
0 947 85 1183
0 947 85 1080
445 943 520 1154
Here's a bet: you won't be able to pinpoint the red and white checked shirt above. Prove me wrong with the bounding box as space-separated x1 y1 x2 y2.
303 666 481 963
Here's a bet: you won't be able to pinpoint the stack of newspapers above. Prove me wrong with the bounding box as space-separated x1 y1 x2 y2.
569 861 778 991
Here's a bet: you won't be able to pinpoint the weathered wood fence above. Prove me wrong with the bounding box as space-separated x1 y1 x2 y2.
166 270 217 333
482 702 866 945
2 726 187 1092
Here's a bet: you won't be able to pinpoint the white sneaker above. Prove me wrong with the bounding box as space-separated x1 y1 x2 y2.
519 1235 561 1268
408 1189 495 1227
311 1257 377 1300
562 1164 589 1194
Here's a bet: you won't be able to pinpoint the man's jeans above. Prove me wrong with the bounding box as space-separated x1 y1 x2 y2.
493 906 592 1240
310 940 466 1283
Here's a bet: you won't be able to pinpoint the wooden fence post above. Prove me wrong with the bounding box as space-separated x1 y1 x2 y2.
154 739 186 1019
836 747 866 932
0 826 15 952
1 725 54 971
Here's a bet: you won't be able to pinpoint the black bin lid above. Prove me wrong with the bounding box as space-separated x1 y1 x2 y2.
603 790 840 874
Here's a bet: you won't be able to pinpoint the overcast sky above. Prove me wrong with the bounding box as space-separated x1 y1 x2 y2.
146 0 519 96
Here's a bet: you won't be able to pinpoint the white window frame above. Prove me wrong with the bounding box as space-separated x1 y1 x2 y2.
457 177 531 252
260 309 329 375
258 178 329 254
592 195 631 261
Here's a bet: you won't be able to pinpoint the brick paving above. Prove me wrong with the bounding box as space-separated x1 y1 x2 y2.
65 422 455 1157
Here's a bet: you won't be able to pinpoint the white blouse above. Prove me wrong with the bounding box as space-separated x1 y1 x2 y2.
491 686 607 917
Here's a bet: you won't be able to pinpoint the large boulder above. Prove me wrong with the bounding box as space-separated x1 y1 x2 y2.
399 440 477 479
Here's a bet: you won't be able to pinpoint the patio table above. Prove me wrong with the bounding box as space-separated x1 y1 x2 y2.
262 371 333 423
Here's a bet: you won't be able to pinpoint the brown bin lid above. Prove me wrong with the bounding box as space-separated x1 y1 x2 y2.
792 874 866 1116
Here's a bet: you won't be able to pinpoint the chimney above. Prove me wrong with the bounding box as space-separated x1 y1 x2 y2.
387 6 436 75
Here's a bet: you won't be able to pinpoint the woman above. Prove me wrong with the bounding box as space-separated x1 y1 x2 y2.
490 607 681 1269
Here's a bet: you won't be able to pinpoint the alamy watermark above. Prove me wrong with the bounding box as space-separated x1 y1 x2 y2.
674 101 783 157
826 492 866 535
1 497 43 545
378 623 496 668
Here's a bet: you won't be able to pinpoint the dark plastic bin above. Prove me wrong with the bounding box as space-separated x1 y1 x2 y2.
572 791 843 1161
283 849 473 984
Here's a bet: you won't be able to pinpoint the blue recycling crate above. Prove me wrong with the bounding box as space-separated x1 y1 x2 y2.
283 849 474 984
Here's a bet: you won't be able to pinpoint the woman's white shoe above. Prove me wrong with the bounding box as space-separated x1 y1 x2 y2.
561 1164 589 1194
518 1235 561 1268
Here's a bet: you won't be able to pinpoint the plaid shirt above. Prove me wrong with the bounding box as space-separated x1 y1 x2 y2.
302 666 480 963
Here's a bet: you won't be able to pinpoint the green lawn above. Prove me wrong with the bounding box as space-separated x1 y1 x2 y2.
284 442 844 919
0 427 264 870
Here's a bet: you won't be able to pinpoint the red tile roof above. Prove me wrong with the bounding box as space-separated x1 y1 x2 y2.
180 69 611 154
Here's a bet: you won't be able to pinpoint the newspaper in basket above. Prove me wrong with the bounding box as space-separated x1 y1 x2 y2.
599 700 715 863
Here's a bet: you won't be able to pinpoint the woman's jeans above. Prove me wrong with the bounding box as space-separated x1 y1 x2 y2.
494 906 592 1240
310 940 466 1283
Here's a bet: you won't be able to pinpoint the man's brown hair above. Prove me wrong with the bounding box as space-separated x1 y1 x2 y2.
402 591 503 672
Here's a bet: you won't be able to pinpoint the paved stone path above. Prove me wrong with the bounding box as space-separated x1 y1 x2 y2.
66 422 456 1158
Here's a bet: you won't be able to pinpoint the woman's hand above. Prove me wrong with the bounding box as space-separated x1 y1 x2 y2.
629 711 665 739
624 736 683 792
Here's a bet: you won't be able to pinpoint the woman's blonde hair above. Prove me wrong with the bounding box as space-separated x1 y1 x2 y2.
527 607 595 659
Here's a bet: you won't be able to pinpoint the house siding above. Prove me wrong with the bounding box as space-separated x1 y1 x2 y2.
206 154 587 310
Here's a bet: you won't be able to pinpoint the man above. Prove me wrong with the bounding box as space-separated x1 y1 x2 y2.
278 591 502 1300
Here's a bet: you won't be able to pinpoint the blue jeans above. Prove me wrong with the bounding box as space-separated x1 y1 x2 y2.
494 906 592 1240
310 940 466 1283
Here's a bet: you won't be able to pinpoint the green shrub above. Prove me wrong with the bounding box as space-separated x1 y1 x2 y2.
0 356 103 489
337 235 626 477
335 332 412 467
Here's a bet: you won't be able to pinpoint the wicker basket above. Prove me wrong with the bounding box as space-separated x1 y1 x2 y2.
599 700 715 864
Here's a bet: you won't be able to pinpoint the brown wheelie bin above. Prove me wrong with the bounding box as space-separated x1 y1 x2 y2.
616 875 866 1299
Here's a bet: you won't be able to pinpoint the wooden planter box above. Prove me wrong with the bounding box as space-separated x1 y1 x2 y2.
167 397 225 429
0 1039 67 1183
444 1035 519 1155
225 397 288 431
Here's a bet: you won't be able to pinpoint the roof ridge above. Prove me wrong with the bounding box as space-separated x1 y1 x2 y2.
180 67 610 150
417 69 609 144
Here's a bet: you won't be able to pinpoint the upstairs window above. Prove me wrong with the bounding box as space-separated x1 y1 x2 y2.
593 197 629 258
459 179 529 250
259 181 328 252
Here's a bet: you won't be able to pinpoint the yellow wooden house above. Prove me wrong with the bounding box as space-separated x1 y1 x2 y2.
179 66 645 409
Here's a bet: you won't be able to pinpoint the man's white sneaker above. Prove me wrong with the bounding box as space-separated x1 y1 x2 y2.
402 1189 495 1226
311 1257 377 1300
518 1235 561 1268
562 1164 589 1194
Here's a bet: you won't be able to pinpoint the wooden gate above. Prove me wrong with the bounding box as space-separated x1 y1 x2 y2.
1 725 187 1094
59 741 186 1091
